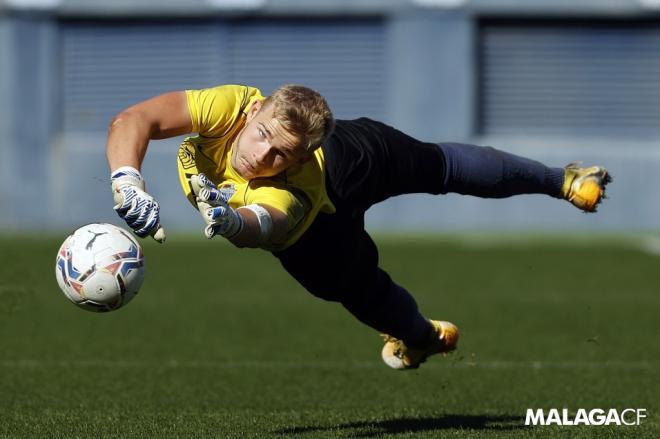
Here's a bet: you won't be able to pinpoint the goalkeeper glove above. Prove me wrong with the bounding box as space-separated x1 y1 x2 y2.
111 166 166 243
190 174 243 239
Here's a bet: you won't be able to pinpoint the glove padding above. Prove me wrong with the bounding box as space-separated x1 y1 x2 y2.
111 166 165 242
190 174 243 239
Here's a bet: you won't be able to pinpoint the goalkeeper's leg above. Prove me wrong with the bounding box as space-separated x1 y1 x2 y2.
275 216 433 347
437 143 612 212
274 219 457 371
333 119 610 211
437 142 564 198
341 265 459 371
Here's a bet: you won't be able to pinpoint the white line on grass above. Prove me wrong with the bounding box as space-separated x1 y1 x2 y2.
639 234 660 256
0 359 656 370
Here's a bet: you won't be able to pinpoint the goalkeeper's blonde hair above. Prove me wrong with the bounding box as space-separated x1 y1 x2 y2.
263 84 335 152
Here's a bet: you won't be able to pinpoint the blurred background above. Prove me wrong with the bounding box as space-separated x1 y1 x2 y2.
2 3 659 436
1 0 658 233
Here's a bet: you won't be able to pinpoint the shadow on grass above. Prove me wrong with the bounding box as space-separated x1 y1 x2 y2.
274 414 526 437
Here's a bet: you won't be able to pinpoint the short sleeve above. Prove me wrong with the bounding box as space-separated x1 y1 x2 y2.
244 180 311 232
185 85 263 138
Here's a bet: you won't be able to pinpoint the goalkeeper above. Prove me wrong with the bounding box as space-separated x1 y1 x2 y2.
107 84 611 370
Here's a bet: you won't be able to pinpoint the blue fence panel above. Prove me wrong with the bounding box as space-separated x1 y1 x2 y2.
480 20 660 138
62 21 223 132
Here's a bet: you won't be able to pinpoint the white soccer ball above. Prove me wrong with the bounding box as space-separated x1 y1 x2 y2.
55 223 145 312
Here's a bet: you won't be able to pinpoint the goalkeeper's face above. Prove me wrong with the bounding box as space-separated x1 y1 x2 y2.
231 100 311 180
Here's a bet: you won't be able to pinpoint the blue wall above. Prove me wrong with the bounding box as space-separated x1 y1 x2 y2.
0 3 657 233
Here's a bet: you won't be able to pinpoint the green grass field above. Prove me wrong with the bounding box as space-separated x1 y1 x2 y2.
0 233 658 438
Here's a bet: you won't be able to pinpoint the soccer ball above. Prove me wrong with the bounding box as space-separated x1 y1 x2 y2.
55 223 145 312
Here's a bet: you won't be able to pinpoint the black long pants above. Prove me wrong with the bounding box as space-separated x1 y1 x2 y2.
273 118 563 345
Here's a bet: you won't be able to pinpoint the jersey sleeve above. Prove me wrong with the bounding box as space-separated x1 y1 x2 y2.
185 85 263 138
243 180 311 232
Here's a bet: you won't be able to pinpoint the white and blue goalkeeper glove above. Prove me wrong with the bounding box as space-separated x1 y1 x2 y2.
190 174 243 239
111 166 166 243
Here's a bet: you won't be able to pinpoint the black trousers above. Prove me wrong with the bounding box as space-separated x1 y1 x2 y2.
272 118 444 343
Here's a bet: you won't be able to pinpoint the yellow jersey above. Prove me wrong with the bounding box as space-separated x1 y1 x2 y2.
177 84 335 251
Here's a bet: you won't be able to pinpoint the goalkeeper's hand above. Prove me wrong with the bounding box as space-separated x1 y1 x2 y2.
190 174 244 239
111 166 166 243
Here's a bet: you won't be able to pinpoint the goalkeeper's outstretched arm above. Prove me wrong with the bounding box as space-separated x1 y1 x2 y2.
106 91 192 242
190 174 289 249
106 91 192 171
